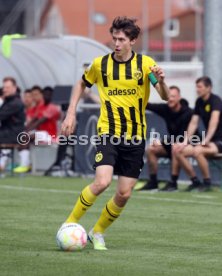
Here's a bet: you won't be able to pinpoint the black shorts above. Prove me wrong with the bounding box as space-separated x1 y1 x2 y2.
94 136 145 178
212 140 222 153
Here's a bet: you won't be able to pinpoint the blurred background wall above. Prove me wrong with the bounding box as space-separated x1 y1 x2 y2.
0 0 204 62
0 0 208 107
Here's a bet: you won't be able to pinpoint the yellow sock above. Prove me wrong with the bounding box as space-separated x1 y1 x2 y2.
93 197 123 233
66 185 97 223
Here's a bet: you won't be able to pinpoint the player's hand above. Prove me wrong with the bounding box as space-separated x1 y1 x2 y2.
150 65 165 83
61 114 76 136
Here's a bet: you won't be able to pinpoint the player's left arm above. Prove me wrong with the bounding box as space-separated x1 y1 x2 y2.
150 66 169 101
203 111 220 145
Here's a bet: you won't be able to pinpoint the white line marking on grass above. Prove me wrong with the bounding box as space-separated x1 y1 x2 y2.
136 194 222 206
0 184 222 207
0 185 79 194
191 194 217 199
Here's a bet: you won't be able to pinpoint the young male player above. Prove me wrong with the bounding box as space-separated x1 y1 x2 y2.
61 16 169 250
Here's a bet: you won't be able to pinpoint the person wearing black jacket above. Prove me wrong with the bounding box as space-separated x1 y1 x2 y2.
0 77 25 171
0 77 25 143
138 85 196 191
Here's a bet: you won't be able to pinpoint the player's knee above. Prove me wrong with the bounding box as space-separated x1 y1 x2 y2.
172 145 185 159
116 189 132 201
147 145 156 155
193 146 203 158
172 144 179 157
94 176 112 192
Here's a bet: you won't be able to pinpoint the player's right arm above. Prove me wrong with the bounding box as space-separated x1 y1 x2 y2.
185 115 199 142
61 79 86 136
174 114 199 153
61 60 98 136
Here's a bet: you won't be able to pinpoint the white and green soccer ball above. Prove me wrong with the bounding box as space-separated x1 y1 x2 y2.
56 223 87 251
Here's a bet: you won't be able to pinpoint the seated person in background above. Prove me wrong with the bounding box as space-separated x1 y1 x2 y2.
137 86 194 192
0 87 4 107
23 89 35 125
26 86 61 139
14 86 61 173
0 77 25 141
0 77 25 171
174 76 222 192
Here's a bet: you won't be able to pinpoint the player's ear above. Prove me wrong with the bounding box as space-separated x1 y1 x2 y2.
130 38 136 46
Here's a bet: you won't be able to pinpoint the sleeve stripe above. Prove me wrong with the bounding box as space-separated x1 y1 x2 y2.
82 75 93 88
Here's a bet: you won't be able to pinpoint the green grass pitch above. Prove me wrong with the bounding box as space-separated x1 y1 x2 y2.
0 176 222 276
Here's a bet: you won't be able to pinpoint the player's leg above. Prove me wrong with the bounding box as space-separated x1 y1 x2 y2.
138 141 167 191
89 139 144 250
158 142 180 191
171 151 180 183
66 136 116 223
66 165 113 223
93 176 136 232
174 145 195 176
173 144 202 191
89 176 137 250
193 143 218 190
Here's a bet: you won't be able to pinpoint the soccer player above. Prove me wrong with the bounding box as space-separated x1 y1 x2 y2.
137 86 195 192
174 76 222 191
61 16 169 250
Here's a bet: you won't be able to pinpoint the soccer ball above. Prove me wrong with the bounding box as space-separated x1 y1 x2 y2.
56 223 87 251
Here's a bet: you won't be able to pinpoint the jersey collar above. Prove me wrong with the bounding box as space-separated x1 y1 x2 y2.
111 51 135 64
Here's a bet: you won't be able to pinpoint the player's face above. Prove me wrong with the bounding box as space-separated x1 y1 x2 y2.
196 82 211 98
168 89 181 109
32 89 43 104
23 93 33 108
2 80 17 98
111 30 136 58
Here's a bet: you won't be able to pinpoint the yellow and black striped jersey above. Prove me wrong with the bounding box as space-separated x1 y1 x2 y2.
82 51 158 139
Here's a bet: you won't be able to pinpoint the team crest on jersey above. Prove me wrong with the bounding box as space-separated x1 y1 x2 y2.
133 69 143 80
106 72 112 79
95 152 103 162
205 104 211 112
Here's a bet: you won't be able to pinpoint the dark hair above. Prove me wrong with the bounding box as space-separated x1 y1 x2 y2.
169 85 180 94
196 76 212 87
31 85 42 93
43 86 54 105
24 89 32 94
43 86 53 93
110 16 141 40
0 87 3 96
3 77 17 86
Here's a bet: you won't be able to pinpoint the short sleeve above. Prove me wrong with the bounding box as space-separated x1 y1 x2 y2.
194 98 201 115
211 96 222 111
82 60 97 88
